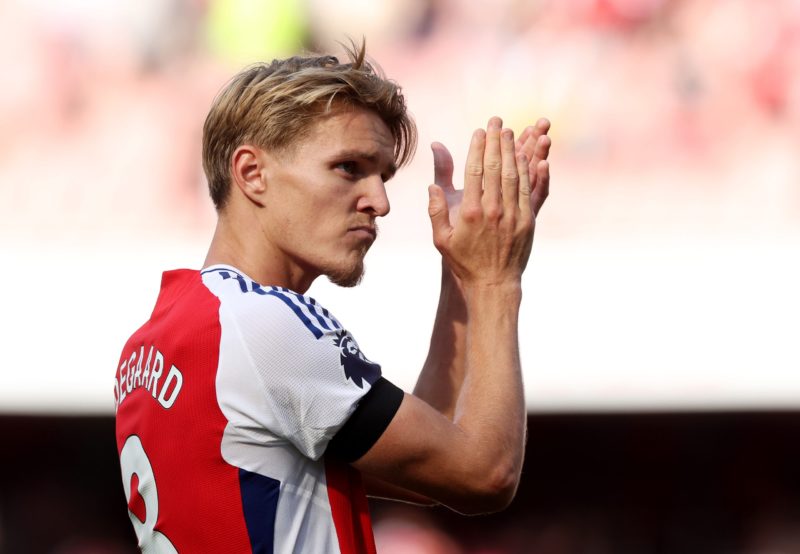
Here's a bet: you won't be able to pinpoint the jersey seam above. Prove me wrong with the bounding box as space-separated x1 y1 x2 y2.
215 290 299 446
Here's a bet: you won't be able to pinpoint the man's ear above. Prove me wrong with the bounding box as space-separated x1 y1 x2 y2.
231 145 268 205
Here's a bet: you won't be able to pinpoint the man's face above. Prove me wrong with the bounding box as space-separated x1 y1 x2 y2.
259 106 396 288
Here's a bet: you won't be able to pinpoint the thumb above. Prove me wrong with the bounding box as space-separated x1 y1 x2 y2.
427 184 451 244
431 142 455 192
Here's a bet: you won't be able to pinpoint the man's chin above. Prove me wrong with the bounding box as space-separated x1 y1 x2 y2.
326 261 365 288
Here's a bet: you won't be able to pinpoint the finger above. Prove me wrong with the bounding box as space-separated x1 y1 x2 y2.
534 117 551 136
428 184 452 249
501 128 519 213
515 126 534 152
431 142 455 193
463 128 486 207
532 134 551 165
519 118 551 163
531 160 550 215
517 153 532 217
482 116 503 209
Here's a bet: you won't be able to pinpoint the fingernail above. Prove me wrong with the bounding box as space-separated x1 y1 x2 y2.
502 129 513 141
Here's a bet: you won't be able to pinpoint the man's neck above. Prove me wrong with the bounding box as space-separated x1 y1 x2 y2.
203 215 318 293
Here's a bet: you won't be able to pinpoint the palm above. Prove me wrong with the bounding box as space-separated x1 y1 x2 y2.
430 118 551 227
444 187 463 228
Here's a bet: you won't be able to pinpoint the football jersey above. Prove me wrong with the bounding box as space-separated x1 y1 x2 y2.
114 265 403 553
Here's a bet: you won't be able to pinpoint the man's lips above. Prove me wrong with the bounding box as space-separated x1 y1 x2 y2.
348 226 377 241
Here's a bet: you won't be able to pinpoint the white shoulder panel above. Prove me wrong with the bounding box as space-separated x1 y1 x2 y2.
201 266 381 460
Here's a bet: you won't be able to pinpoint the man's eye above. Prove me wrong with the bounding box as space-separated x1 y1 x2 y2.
336 161 358 176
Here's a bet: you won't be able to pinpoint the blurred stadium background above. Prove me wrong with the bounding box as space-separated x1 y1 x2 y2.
1 0 798 552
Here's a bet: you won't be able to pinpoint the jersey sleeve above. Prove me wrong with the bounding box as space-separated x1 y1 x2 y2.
221 286 386 460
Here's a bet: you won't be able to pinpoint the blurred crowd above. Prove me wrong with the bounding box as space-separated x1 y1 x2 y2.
1 0 799 552
0 0 798 242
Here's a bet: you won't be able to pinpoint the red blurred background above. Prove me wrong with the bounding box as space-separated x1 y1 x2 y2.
1 0 798 552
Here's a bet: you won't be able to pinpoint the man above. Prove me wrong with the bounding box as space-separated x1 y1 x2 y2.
114 42 551 553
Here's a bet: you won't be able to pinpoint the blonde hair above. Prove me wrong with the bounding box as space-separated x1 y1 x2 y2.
202 41 417 209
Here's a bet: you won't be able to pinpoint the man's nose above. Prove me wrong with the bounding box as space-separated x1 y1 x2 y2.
357 177 390 217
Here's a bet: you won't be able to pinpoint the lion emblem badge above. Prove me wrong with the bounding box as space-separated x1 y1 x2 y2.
333 330 381 389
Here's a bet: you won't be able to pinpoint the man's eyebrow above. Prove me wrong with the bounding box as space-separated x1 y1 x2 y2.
332 149 397 177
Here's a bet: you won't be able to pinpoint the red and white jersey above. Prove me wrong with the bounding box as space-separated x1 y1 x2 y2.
114 265 403 553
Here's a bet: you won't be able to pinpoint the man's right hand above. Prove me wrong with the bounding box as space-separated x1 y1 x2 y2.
427 117 543 288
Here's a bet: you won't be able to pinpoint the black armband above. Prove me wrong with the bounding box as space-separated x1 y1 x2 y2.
326 377 404 463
